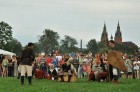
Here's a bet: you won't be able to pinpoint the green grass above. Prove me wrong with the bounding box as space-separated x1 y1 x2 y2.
0 77 140 92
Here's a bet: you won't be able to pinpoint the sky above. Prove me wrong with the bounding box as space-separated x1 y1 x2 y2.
0 0 140 48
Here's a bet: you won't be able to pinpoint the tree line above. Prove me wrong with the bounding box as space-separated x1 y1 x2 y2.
0 21 139 56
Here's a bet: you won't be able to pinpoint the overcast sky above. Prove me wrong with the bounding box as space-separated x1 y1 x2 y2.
0 0 140 48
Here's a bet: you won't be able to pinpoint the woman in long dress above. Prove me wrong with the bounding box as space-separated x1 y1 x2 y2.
12 55 18 77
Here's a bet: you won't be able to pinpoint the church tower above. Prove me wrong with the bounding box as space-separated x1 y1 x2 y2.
114 21 122 44
101 22 108 46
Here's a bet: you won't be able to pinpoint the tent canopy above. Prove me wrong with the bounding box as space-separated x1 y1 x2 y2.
0 49 16 57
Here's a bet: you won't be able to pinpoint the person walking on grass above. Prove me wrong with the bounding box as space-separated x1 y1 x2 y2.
20 42 35 85
108 40 120 84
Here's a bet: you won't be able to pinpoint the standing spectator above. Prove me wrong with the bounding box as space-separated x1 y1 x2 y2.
55 50 59 56
45 55 52 74
86 60 91 77
51 54 58 72
133 57 140 79
8 58 14 77
51 50 55 57
40 55 46 78
78 54 83 78
124 54 133 79
70 52 74 58
82 55 88 78
17 56 21 79
2 55 9 77
0 54 4 77
58 55 64 67
20 42 35 85
12 55 18 77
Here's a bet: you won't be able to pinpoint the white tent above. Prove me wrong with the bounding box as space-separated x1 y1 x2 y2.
0 49 16 57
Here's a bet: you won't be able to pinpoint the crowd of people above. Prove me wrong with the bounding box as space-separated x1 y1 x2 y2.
0 41 140 85
0 54 19 77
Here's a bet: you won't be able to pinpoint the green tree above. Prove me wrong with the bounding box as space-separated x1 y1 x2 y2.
4 38 22 56
0 21 12 49
38 29 60 54
97 42 107 53
33 42 42 54
86 39 98 55
60 35 78 54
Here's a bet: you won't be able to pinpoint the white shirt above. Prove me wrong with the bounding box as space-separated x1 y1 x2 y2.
133 61 140 70
56 55 62 61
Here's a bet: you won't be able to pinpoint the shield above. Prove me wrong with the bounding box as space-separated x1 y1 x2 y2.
107 50 127 72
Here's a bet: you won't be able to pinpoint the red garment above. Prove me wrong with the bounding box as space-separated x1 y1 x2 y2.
89 72 95 81
45 57 52 66
35 69 43 79
87 65 91 75
82 64 87 72
59 60 64 66
97 72 108 80
45 74 51 80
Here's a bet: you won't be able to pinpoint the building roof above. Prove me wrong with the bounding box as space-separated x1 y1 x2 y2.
122 41 138 47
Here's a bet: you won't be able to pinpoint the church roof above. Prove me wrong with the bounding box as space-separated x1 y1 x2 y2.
122 41 138 47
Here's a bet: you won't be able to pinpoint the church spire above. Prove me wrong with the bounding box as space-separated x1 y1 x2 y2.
117 21 120 28
114 21 122 44
117 21 120 32
101 22 108 46
103 22 106 31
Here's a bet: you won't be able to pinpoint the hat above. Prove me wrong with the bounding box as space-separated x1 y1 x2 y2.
28 42 34 47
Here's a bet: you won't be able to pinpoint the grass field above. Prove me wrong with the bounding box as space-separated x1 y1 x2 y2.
0 77 140 92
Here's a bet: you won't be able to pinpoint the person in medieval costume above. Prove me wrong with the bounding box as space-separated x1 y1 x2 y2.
108 40 126 84
59 54 72 82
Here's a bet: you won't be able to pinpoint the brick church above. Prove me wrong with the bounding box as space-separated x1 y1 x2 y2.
100 21 138 49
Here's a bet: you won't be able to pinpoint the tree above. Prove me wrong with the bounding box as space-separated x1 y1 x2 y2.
4 38 22 56
86 39 98 55
97 42 106 53
0 21 12 49
60 35 78 54
38 29 60 54
33 42 42 54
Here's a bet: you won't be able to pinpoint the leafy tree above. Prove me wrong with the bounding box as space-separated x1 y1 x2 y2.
4 38 22 56
0 21 12 49
60 35 78 54
33 42 42 54
97 42 108 54
86 39 98 55
38 29 60 54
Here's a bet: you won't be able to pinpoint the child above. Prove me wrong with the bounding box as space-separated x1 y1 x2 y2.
133 57 140 79
48 64 57 80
